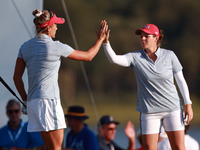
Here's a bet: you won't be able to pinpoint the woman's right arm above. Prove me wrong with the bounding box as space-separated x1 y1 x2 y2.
103 29 129 67
13 57 27 102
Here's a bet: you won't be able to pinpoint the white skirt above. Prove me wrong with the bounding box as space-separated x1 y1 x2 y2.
27 98 67 132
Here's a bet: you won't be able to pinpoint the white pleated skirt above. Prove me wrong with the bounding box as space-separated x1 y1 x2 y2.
27 98 67 132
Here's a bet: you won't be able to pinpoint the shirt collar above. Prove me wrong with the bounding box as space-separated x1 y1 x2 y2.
98 135 108 144
142 47 161 58
7 119 23 131
155 47 161 57
70 124 88 135
81 124 88 132
36 34 53 41
97 135 112 145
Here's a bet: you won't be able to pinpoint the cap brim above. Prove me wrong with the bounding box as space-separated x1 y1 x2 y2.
113 121 119 125
53 16 65 24
135 29 153 35
98 121 120 127
65 115 89 120
48 14 65 26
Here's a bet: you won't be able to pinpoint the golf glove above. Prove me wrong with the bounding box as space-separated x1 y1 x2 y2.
22 101 27 115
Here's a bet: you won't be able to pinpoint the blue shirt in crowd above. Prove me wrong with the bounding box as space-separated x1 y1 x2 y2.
66 125 99 150
0 120 44 150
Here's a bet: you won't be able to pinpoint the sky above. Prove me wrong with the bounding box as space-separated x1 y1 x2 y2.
0 0 43 127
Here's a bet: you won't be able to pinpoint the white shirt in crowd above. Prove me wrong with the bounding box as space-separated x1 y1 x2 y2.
158 134 199 150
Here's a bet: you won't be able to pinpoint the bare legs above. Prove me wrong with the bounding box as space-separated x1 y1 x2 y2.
142 130 186 150
166 130 186 150
142 133 159 150
40 129 64 150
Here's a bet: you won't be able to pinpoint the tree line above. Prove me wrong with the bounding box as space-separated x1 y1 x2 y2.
44 0 200 103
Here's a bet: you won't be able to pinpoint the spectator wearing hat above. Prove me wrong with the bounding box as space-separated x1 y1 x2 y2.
63 106 99 150
97 115 135 150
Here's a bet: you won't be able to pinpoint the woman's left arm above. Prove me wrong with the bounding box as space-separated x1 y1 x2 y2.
174 71 193 124
13 57 27 102
67 38 103 61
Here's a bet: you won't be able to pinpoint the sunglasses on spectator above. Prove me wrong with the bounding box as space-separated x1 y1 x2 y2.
7 109 20 114
108 127 116 131
103 127 116 131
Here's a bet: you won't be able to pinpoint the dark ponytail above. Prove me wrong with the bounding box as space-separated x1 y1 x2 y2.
157 30 164 47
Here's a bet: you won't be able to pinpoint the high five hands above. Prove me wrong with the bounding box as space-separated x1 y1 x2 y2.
95 20 110 44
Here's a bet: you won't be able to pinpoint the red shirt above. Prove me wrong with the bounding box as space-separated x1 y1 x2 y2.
135 146 143 150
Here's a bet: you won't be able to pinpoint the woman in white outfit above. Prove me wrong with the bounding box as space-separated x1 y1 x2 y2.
13 9 107 150
102 24 193 150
